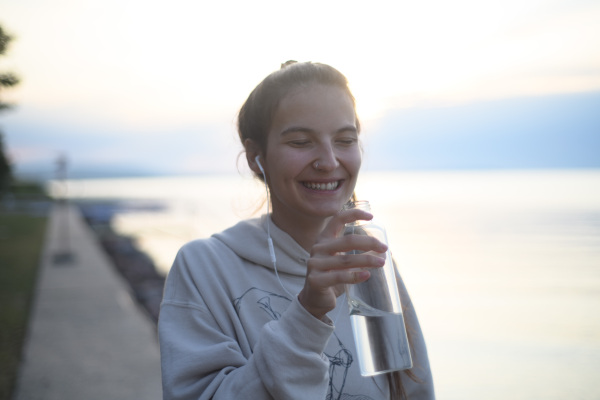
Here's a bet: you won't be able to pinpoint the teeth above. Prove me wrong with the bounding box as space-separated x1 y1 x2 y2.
304 181 339 191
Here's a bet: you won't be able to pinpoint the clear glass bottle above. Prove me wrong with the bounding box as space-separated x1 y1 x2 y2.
343 200 413 376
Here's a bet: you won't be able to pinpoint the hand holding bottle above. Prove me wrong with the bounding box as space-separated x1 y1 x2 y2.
298 207 388 321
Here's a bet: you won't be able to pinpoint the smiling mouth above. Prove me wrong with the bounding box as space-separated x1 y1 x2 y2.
302 181 340 191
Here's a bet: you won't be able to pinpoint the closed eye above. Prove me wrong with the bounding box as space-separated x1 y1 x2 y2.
336 138 358 145
288 140 311 147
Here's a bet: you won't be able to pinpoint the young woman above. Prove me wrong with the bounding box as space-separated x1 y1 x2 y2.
158 61 435 399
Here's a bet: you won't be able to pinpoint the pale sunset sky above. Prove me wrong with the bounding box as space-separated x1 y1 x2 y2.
1 0 599 178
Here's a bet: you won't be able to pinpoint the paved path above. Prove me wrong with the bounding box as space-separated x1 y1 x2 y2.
13 203 162 400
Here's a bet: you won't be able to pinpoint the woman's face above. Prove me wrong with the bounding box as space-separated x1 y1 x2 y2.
263 83 361 226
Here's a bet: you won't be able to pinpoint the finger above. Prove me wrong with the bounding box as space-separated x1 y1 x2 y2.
336 234 388 255
306 267 372 290
311 234 387 257
319 208 373 239
309 252 386 273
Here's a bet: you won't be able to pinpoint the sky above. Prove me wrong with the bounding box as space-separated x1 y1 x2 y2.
1 0 599 179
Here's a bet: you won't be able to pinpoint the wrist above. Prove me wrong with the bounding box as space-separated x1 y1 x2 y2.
297 291 328 322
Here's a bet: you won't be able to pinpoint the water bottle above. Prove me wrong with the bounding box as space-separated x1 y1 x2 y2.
343 200 413 376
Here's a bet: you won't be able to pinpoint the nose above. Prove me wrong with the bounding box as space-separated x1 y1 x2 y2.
313 143 339 171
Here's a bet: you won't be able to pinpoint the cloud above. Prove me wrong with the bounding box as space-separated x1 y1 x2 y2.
362 90 600 170
5 90 600 180
3 104 242 179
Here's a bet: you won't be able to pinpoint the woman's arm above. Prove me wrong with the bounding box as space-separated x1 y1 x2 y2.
159 255 334 400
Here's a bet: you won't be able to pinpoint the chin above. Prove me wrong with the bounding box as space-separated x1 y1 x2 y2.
307 198 351 217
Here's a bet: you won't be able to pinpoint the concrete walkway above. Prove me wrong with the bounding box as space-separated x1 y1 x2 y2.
13 203 162 400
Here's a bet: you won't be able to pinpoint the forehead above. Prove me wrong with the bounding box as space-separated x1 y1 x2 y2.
270 84 357 134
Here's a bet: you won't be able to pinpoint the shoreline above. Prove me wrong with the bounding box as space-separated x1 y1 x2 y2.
76 200 166 323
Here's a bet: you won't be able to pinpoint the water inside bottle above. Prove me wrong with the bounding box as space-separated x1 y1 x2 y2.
348 297 413 376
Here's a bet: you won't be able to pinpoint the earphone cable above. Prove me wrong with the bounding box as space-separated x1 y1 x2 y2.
256 156 295 299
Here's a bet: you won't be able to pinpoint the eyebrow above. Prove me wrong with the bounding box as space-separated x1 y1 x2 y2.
280 125 358 136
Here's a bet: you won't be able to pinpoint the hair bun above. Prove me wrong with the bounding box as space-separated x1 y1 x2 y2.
280 60 298 69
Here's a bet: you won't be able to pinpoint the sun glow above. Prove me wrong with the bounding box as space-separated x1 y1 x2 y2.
4 0 600 126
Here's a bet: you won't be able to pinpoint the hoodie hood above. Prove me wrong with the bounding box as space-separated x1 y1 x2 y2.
213 215 310 278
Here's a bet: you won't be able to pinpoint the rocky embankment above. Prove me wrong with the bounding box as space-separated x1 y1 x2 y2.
78 202 165 323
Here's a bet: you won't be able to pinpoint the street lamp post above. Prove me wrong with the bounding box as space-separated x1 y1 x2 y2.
52 153 75 265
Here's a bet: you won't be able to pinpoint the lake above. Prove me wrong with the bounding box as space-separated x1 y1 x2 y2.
54 169 600 400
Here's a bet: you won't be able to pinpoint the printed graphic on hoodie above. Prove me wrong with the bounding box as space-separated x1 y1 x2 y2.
233 287 374 400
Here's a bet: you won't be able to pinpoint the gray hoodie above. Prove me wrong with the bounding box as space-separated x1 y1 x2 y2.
159 215 435 399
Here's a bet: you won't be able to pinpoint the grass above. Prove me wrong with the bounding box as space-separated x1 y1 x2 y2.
0 212 47 400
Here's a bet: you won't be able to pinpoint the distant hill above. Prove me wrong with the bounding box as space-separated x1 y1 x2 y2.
13 162 163 181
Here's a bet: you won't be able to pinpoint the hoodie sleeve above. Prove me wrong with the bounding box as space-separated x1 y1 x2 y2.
158 245 334 400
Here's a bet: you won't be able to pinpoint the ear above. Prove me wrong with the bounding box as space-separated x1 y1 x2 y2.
244 139 263 176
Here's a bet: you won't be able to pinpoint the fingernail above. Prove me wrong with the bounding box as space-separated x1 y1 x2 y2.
356 271 370 282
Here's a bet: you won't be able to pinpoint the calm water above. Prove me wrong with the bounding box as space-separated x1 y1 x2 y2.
55 169 600 400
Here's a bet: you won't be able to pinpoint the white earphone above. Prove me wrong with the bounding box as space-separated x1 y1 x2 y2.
255 155 265 175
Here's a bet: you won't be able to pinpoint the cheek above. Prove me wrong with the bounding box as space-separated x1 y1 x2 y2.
265 151 300 184
345 148 362 174
268 146 307 172
355 150 363 169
